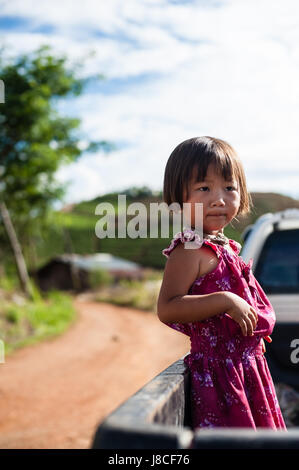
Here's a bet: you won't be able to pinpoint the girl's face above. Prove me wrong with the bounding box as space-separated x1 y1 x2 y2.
183 164 241 235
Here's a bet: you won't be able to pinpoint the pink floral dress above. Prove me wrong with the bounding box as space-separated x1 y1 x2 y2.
162 229 287 430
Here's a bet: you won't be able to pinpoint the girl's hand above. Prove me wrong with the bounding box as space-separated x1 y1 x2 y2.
225 292 258 336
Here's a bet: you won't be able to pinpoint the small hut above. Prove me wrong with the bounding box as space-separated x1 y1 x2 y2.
32 253 145 292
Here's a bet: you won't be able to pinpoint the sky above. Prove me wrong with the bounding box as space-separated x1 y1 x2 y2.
1 0 299 207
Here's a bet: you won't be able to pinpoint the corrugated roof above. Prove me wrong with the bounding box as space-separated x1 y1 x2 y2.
56 253 141 272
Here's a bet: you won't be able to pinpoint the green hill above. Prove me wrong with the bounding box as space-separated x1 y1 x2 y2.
28 189 297 271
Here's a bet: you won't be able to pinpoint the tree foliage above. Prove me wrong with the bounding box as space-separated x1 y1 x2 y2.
0 45 112 234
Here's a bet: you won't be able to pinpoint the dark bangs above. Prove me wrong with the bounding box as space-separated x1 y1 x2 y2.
163 136 252 216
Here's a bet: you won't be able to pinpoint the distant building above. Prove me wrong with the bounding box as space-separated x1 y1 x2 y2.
32 253 145 292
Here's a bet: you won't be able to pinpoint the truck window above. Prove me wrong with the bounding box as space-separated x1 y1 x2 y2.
255 228 299 293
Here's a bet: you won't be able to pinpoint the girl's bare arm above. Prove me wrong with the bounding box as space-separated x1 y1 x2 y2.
157 243 258 336
157 243 232 323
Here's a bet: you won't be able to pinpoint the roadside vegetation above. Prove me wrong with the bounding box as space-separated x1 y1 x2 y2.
92 268 162 312
0 274 76 357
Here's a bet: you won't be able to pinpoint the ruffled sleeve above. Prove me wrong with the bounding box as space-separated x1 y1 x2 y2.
162 228 204 258
228 238 242 254
161 228 204 337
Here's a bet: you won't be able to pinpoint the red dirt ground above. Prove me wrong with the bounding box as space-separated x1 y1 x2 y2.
0 297 190 449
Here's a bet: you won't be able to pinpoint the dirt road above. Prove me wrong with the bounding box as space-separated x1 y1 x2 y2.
0 297 190 449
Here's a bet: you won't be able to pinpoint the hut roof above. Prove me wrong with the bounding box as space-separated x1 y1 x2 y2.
47 253 141 273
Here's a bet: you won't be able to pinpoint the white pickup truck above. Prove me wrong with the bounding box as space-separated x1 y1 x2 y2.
240 208 299 391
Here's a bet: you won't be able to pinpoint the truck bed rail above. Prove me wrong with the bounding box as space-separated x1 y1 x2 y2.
91 356 299 449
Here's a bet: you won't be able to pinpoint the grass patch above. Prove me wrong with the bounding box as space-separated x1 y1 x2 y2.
0 278 77 357
94 270 162 312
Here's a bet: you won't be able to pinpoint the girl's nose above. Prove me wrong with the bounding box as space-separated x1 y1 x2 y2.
211 195 225 206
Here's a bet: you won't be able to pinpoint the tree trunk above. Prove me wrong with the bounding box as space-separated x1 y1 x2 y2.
0 200 33 299
63 227 81 291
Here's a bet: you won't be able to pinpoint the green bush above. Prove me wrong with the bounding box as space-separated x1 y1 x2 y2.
0 274 19 292
88 268 114 290
95 276 162 312
0 285 77 356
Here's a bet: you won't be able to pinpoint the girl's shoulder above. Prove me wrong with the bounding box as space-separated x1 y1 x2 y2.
162 228 242 259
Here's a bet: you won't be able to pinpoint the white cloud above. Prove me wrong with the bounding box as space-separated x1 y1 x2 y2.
1 0 299 204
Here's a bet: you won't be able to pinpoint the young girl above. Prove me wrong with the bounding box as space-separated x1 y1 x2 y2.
157 136 287 430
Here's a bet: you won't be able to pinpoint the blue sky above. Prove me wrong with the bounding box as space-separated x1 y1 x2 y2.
1 0 299 207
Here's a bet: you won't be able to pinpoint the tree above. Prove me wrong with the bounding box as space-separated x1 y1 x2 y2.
0 45 113 295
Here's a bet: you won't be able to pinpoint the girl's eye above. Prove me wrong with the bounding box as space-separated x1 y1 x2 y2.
197 186 237 191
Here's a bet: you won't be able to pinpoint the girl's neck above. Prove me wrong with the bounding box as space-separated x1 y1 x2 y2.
203 231 229 246
190 227 224 236
205 229 223 236
189 227 229 246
